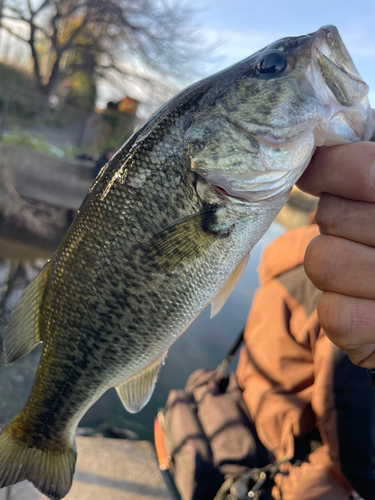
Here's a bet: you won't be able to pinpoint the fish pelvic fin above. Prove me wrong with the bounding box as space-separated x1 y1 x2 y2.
3 260 52 365
0 422 76 499
210 252 250 318
115 356 165 413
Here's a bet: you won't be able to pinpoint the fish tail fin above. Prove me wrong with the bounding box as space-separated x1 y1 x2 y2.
0 423 76 499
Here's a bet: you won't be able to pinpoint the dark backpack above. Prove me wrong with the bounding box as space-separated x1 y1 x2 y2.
155 367 273 500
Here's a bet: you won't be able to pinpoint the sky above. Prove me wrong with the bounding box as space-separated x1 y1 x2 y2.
1 0 374 113
188 0 375 109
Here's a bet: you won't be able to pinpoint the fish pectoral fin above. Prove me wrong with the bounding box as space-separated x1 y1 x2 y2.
141 208 221 272
210 252 250 318
3 261 52 365
115 356 164 413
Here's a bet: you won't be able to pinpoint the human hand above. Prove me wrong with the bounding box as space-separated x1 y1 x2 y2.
297 115 375 368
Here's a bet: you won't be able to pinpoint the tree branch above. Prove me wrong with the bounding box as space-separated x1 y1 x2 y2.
0 23 28 42
26 8 44 93
3 6 27 21
26 0 34 17
33 22 51 39
0 0 213 103
49 4 59 51
61 12 90 52
34 0 53 15
60 2 86 18
2 13 24 21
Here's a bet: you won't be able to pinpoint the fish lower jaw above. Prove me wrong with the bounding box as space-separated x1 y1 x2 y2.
312 103 372 146
214 185 252 204
205 156 314 204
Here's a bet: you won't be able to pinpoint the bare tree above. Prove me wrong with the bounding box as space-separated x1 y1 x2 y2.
0 0 210 99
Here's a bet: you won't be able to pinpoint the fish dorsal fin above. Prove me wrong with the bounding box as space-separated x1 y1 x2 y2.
3 261 52 365
115 356 164 413
210 252 250 318
142 208 222 272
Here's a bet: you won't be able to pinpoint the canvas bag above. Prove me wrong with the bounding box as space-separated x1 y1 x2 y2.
155 367 272 500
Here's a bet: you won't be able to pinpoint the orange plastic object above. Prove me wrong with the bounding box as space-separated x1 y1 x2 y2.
154 413 170 471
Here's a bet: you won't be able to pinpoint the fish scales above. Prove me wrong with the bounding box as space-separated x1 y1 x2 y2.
0 25 374 499
11 98 251 441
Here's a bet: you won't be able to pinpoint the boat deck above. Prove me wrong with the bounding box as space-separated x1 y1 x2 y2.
0 436 174 500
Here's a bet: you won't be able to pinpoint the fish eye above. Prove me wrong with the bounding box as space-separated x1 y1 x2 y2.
256 51 287 76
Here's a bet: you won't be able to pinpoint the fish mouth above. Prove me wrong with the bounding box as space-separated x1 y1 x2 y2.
308 25 374 144
310 25 361 81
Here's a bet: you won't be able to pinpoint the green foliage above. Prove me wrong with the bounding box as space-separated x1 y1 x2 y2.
64 71 98 112
0 52 97 115
91 111 135 155
0 63 35 100
102 112 119 130
1 121 132 160
3 127 79 158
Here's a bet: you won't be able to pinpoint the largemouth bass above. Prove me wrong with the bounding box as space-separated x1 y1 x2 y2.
0 25 373 499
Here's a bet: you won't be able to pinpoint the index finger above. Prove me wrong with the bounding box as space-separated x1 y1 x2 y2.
297 141 375 202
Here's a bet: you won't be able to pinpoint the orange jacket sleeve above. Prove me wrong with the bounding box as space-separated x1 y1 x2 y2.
237 225 375 499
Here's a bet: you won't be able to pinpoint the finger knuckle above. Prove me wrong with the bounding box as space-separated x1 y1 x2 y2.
315 194 338 235
317 293 353 348
304 237 332 290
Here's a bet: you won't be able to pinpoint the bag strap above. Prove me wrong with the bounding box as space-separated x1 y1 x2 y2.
216 327 245 375
213 456 291 500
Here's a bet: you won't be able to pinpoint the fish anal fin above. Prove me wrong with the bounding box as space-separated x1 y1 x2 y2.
142 208 223 272
3 261 52 365
116 356 165 413
210 252 250 318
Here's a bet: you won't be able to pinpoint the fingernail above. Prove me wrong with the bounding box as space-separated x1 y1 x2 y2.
370 162 375 192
